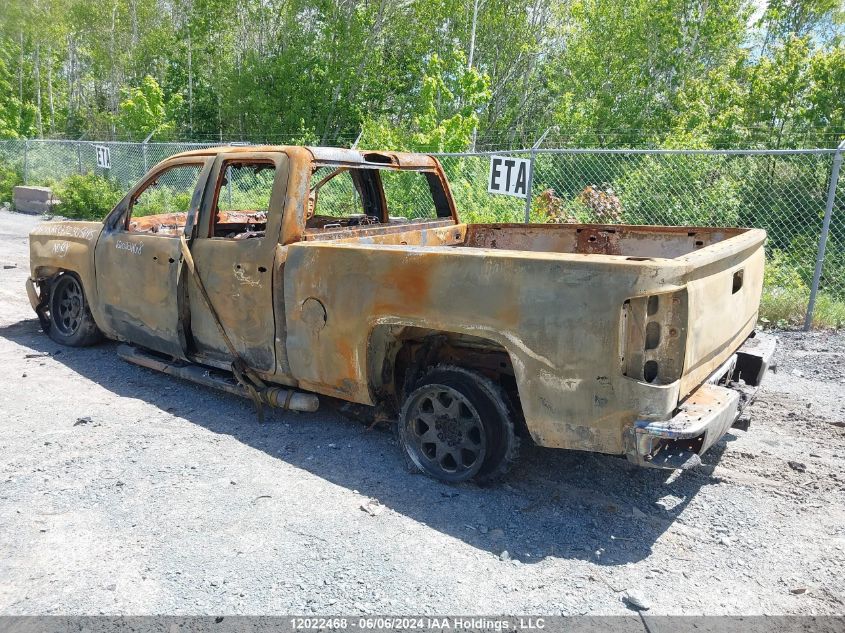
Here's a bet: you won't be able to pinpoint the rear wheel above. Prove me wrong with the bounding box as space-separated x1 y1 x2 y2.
398 366 519 483
48 273 102 347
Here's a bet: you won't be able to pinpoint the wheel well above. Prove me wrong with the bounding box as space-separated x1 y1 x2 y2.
32 269 83 318
368 326 523 423
36 268 78 297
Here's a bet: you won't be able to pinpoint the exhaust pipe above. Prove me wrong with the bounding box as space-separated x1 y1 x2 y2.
117 344 319 413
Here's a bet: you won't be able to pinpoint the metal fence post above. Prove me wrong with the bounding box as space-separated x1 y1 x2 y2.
77 142 83 174
523 127 553 223
23 139 29 185
523 151 536 223
141 129 157 177
804 139 845 330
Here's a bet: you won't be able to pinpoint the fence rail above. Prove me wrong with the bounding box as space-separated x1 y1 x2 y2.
0 139 842 330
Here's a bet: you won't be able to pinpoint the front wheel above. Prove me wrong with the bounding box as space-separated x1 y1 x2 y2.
47 273 102 347
397 366 519 483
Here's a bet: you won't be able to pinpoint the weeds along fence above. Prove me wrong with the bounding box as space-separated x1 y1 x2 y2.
0 139 842 330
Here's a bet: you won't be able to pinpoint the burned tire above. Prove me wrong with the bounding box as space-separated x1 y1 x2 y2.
47 273 102 347
398 366 519 483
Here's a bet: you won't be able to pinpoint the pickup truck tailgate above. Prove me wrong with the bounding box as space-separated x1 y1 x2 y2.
679 228 767 397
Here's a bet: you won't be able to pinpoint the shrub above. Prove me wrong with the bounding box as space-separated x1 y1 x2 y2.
760 249 845 329
0 159 22 204
132 185 192 217
53 173 124 220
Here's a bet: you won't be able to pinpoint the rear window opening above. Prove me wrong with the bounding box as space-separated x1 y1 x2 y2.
305 164 452 234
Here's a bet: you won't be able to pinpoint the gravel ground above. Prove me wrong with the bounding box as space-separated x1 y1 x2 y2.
0 208 843 616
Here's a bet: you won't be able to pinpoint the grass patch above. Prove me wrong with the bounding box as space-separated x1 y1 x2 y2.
760 286 845 329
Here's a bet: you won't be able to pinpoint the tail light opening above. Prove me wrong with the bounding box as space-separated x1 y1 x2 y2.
621 290 688 385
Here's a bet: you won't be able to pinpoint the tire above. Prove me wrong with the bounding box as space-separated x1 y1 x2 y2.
47 273 102 347
397 365 519 483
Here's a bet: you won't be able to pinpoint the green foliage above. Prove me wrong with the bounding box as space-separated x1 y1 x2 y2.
1 0 843 148
0 52 36 139
760 249 845 329
131 186 192 217
548 0 751 146
117 75 183 141
803 44 845 132
614 156 744 226
360 53 491 153
0 158 22 203
53 173 123 220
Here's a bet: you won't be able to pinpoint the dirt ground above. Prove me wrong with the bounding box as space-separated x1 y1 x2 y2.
0 208 843 616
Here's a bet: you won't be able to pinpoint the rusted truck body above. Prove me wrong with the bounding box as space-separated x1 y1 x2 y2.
26 146 775 482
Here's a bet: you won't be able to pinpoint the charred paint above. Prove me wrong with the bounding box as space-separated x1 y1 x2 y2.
26 144 769 462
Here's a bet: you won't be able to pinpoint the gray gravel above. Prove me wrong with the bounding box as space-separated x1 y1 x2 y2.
0 209 843 615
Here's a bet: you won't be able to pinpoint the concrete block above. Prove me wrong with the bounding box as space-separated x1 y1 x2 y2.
13 186 61 215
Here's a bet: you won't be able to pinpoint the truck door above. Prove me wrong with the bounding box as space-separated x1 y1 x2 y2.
94 157 213 358
185 152 288 372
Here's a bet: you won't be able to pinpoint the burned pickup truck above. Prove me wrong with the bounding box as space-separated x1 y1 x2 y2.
26 146 775 482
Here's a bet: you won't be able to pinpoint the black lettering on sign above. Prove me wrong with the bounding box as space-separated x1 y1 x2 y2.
488 155 530 198
490 157 503 191
504 159 515 189
514 161 527 196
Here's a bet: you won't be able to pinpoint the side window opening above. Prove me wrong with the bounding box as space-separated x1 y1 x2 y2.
126 163 204 236
211 160 276 239
379 169 451 221
307 167 381 229
306 165 451 232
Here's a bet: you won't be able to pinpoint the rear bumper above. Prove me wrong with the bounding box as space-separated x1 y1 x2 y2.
625 331 776 469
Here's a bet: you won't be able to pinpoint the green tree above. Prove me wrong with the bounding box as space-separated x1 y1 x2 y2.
116 75 183 140
0 52 36 138
547 0 751 147
802 43 845 138
361 53 491 152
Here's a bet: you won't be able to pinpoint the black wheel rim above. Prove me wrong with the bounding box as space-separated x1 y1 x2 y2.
54 277 84 336
403 385 487 481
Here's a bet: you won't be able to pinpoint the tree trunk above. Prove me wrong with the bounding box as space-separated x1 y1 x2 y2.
188 29 194 136
47 43 55 132
34 40 43 137
18 30 24 104
110 2 118 138
468 0 479 70
67 35 75 117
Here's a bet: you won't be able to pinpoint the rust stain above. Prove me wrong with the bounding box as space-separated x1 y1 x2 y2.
335 338 358 382
372 257 432 316
25 143 769 467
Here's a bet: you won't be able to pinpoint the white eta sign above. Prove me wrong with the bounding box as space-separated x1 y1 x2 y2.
488 155 530 198
95 145 111 169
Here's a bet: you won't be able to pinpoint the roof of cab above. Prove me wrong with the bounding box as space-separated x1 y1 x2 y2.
166 145 439 169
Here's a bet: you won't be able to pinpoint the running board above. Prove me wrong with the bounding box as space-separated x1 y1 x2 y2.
117 344 319 413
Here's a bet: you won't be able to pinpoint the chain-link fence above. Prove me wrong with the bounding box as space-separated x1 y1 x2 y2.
0 139 842 329
438 147 845 330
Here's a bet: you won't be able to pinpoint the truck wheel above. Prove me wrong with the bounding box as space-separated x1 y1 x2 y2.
398 366 519 483
47 273 102 347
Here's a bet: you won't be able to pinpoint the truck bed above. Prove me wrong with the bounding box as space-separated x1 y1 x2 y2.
306 219 746 260
285 220 766 457
460 223 744 259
